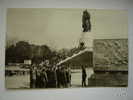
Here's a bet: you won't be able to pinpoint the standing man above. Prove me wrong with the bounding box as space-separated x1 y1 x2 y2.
82 65 87 87
68 67 71 87
41 68 48 88
56 66 61 88
30 65 33 88
60 66 67 88
65 66 71 87
30 64 37 88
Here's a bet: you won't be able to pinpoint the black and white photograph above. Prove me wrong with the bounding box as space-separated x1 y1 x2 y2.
5 8 128 89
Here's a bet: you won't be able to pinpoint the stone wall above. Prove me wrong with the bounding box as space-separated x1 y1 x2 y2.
93 39 128 68
88 39 128 87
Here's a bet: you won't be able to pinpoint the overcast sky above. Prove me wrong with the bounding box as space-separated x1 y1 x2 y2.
7 8 128 50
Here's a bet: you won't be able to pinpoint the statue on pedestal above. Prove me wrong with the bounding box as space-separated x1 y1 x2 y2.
79 10 91 49
82 10 91 32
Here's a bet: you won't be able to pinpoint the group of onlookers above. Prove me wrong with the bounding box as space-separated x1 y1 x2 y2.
30 64 71 88
56 66 71 88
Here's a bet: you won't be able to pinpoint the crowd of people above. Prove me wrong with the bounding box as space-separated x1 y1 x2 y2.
30 63 71 88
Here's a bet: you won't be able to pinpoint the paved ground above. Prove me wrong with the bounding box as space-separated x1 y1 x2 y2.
71 68 94 87
5 68 94 89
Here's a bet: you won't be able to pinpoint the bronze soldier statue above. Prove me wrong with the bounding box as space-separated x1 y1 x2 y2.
82 10 91 32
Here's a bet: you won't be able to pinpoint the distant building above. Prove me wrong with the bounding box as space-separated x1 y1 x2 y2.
24 59 32 65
